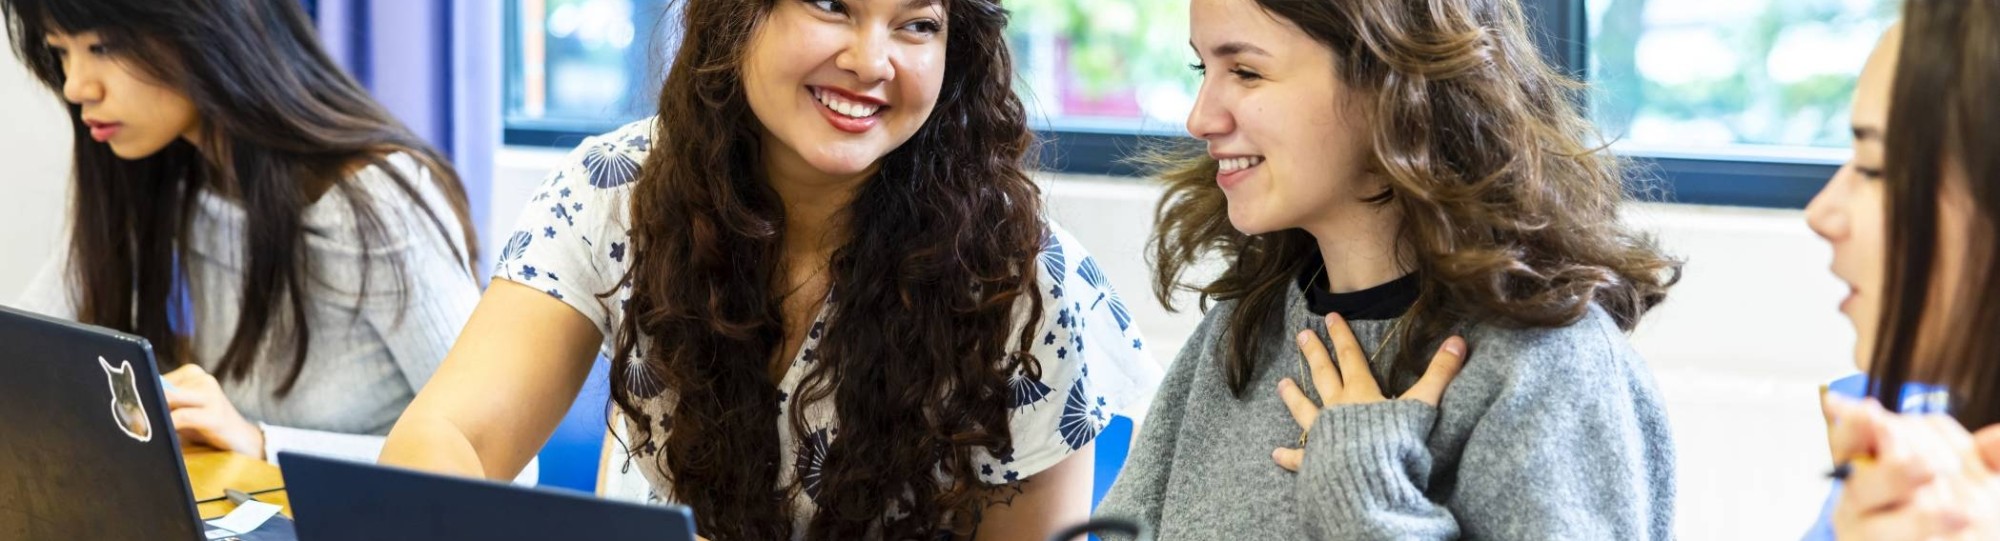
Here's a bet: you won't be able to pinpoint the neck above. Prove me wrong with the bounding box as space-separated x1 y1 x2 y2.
1301 198 1408 293
761 142 872 260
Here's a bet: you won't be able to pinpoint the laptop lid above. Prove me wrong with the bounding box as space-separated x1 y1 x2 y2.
279 452 695 541
0 305 204 540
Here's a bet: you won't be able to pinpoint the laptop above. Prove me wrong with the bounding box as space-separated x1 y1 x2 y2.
0 305 209 539
280 452 696 540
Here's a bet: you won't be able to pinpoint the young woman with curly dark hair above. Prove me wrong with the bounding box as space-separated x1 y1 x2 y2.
1096 0 1682 538
378 0 1162 539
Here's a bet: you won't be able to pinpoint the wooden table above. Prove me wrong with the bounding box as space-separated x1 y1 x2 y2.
182 445 292 520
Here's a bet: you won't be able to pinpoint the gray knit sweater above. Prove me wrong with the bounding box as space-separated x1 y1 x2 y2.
1095 284 1675 540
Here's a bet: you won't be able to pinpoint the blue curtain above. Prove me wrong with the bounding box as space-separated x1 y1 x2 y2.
310 0 499 275
308 2 617 493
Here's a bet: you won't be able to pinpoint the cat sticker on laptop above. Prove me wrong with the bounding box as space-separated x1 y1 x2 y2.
100 357 153 442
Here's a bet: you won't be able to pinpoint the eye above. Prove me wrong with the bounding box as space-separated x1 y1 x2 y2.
1854 165 1884 181
901 19 942 35
807 0 847 14
1188 62 1206 75
1230 68 1262 82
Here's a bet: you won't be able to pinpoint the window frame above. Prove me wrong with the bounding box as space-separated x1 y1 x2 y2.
501 0 1840 209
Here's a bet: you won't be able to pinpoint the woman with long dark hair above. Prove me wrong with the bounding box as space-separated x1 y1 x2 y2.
1094 0 1682 537
4 0 480 461
377 0 1161 538
1803 1 2000 537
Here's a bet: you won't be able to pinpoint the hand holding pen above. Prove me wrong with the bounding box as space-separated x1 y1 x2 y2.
1825 395 2000 540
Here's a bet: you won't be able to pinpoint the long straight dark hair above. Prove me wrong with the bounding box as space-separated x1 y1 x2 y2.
1872 0 2000 428
4 0 478 394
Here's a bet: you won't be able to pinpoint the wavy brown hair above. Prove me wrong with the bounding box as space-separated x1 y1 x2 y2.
1871 0 2000 429
1151 0 1681 394
605 0 1045 538
3 0 477 394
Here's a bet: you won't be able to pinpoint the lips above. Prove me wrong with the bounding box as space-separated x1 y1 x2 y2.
84 120 122 142
809 86 886 134
1213 154 1264 190
1830 267 1860 314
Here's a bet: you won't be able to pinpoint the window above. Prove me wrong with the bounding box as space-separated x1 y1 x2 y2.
1546 0 1895 206
1586 0 1897 159
502 0 1899 207
504 0 676 146
1006 0 1193 135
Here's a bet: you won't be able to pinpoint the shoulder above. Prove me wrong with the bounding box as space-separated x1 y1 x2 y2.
304 152 467 253
489 122 656 324
1029 219 1141 334
1030 220 1092 291
504 118 659 251
1457 303 1645 385
515 117 658 209
318 152 442 218
557 117 657 192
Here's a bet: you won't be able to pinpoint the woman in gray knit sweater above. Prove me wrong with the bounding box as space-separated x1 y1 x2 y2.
1093 0 1683 539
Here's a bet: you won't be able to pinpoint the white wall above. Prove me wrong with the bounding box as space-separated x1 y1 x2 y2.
490 153 1855 540
0 34 74 301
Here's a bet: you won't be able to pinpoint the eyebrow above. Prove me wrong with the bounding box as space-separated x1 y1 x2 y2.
904 0 940 10
1853 125 1882 142
1208 41 1272 58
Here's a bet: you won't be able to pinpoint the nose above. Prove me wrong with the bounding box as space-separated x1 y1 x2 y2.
835 27 896 85
1185 78 1233 141
60 57 103 105
1805 166 1851 242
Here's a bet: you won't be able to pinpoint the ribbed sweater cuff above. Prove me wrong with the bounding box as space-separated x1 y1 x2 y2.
1297 399 1438 529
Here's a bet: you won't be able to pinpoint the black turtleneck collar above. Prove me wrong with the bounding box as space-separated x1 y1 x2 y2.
1295 258 1418 320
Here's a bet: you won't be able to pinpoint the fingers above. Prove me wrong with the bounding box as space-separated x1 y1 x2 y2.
1828 396 1896 464
1295 330 1342 400
1844 457 1939 513
1971 425 2000 472
1322 313 1379 397
1401 336 1466 406
1272 447 1303 472
1278 379 1319 430
1838 487 1971 541
163 363 216 391
170 408 216 443
162 364 200 387
163 388 207 410
1911 416 1986 492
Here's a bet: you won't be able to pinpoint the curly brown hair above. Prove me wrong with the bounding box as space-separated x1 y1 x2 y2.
605 0 1046 538
1151 0 1682 395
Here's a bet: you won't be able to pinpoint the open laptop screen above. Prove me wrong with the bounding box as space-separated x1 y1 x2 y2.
281 452 694 540
0 306 204 540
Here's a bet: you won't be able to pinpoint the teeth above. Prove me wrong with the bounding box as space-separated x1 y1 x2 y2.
1218 156 1264 172
814 88 880 119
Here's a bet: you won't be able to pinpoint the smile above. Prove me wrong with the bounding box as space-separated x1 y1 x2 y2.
809 86 887 135
1218 156 1264 173
811 86 882 118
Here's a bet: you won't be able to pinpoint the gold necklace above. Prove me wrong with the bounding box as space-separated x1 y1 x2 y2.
1295 262 1405 447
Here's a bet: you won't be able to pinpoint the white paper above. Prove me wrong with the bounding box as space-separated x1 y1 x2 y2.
205 500 281 535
